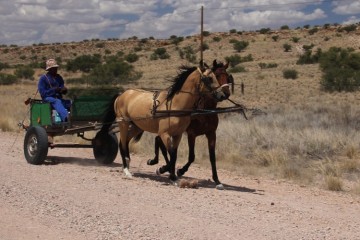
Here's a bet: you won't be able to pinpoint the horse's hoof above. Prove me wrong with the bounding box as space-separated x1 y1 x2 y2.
123 168 133 178
156 168 161 175
216 184 224 190
176 169 183 177
171 180 179 187
147 159 158 166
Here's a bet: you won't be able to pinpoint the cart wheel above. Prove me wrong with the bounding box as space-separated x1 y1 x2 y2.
24 126 49 165
93 131 118 164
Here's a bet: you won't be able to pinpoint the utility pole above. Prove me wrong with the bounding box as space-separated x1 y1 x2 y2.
200 5 204 67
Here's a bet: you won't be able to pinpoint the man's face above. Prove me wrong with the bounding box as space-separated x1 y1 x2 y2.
48 67 58 74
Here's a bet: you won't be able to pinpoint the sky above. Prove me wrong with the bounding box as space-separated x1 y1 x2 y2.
0 0 359 46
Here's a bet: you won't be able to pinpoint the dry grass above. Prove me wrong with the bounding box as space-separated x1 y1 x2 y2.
1 26 360 192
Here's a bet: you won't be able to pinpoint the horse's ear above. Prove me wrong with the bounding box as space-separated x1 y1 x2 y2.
213 59 217 68
224 61 229 69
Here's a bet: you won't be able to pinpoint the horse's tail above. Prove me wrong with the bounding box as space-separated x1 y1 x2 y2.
100 93 120 133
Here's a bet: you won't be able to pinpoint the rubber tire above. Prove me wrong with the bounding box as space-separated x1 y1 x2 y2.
24 126 49 165
93 131 118 164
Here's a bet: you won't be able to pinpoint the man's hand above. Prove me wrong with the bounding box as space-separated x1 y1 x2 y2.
60 87 68 94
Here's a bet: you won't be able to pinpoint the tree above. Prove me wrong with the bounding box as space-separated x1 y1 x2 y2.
233 40 249 52
320 47 360 92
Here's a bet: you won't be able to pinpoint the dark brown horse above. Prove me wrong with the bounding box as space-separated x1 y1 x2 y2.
147 60 233 190
101 65 229 182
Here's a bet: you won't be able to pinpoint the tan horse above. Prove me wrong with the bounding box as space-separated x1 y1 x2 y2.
101 65 229 182
148 60 233 190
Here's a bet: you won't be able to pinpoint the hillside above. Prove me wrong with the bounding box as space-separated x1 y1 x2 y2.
1 25 360 110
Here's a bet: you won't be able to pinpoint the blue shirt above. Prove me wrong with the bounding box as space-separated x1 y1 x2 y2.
38 73 65 99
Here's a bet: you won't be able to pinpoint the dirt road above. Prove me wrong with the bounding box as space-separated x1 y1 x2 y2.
1 131 360 240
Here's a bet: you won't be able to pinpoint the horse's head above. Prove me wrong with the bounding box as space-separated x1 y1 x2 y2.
207 59 233 100
197 66 229 102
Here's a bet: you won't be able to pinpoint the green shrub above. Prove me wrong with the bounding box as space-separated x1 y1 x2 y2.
320 47 360 92
95 42 105 48
339 24 357 33
125 53 139 63
272 35 279 42
0 73 18 85
213 36 221 42
151 48 170 60
259 28 271 34
283 69 298 79
0 62 10 70
14 65 35 79
229 65 246 73
225 54 253 67
280 25 289 30
201 43 209 51
297 48 322 65
291 37 300 43
171 36 184 45
66 54 101 73
308 28 319 35
202 31 210 36
283 43 292 52
233 40 249 52
229 29 237 33
178 46 196 63
259 63 278 69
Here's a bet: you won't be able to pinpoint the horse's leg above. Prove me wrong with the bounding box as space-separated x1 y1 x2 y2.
157 134 182 182
147 136 169 166
207 131 224 190
119 123 132 178
177 133 196 177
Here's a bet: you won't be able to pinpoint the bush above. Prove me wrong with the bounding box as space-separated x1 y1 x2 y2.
283 43 292 52
125 53 139 63
283 69 298 79
233 40 249 52
259 63 278 69
229 65 246 73
95 42 105 48
84 60 142 85
0 73 18 85
201 43 209 51
178 46 196 63
171 36 184 45
291 37 300 43
66 54 101 73
225 54 253 67
213 36 221 42
297 48 322 65
259 28 271 34
0 62 10 70
308 28 319 35
339 24 357 33
151 48 170 60
320 47 360 92
272 35 279 42
280 25 289 30
14 65 35 80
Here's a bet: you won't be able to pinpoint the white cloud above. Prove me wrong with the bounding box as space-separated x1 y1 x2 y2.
0 0 352 46
342 16 360 25
333 0 360 15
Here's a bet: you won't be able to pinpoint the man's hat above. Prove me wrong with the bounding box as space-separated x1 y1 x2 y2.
45 59 59 71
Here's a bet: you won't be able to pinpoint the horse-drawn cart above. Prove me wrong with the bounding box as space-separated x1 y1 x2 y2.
21 94 119 165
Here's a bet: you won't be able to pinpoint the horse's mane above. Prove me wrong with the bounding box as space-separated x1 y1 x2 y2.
167 65 197 101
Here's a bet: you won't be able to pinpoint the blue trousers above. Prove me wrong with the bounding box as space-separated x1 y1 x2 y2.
44 97 71 121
